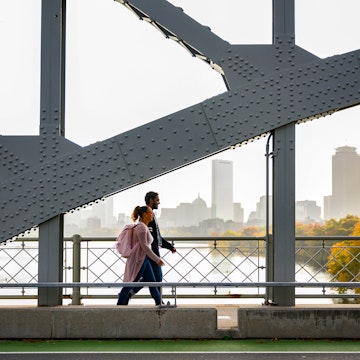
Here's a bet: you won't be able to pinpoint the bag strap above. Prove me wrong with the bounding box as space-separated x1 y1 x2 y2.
131 223 138 244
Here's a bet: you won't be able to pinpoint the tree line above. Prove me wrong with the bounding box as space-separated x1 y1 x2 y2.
218 215 360 303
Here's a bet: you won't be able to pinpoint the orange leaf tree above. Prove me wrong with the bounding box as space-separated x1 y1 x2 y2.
327 217 360 303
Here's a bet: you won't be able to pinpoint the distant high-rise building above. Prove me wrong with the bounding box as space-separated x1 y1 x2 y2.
211 159 233 221
247 195 272 225
324 146 360 220
233 203 244 224
87 217 101 230
92 200 106 226
296 200 321 222
323 195 332 220
92 197 116 226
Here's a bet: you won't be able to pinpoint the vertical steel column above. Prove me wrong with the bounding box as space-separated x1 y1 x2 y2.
38 216 64 306
272 126 296 305
72 235 81 305
270 0 296 306
272 0 295 44
38 0 66 306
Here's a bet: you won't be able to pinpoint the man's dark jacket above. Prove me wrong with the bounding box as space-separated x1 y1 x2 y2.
148 218 175 257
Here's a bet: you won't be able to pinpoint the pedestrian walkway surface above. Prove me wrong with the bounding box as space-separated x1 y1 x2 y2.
0 339 359 353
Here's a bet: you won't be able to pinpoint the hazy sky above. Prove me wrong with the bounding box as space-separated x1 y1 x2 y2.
1 0 360 221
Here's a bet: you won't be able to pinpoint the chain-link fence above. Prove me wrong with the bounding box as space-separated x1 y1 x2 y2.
0 236 359 304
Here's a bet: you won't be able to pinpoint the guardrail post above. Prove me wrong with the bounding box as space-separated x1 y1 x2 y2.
72 234 81 305
265 234 274 304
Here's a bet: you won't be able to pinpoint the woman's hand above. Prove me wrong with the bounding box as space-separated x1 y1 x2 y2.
158 259 164 266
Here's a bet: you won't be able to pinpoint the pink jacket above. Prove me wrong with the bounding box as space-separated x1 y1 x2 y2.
123 221 162 282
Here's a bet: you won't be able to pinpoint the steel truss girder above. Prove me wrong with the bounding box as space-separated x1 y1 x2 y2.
1 0 360 244
1 47 359 243
115 0 319 89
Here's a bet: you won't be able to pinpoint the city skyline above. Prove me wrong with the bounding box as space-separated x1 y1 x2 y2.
129 144 360 224
111 141 360 222
1 1 360 223
64 186 323 236
65 143 360 233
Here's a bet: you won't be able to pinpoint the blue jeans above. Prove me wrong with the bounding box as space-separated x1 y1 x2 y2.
151 259 163 283
117 256 161 305
123 258 163 300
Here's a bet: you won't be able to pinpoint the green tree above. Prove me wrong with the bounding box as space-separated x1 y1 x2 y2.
321 215 360 235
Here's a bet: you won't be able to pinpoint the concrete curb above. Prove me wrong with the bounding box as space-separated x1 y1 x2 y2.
0 305 359 339
237 305 360 339
0 306 217 339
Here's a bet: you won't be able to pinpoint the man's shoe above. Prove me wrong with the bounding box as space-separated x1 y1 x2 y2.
157 301 176 308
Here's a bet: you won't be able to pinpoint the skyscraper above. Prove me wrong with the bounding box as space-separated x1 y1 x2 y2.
324 146 360 220
211 159 233 221
247 195 272 225
92 197 116 226
296 200 321 222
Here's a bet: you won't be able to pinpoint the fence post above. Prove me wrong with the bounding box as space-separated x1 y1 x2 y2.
72 234 81 305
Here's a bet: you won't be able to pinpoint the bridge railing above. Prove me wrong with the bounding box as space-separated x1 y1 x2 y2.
0 236 359 304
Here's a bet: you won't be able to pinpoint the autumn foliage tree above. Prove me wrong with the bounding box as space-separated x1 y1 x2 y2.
212 216 360 301
326 216 360 303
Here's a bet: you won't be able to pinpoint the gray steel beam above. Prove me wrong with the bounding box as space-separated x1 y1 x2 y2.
115 0 229 61
272 124 296 305
38 215 64 306
37 0 67 306
270 0 296 305
39 0 66 140
273 0 295 44
115 0 319 90
1 49 359 244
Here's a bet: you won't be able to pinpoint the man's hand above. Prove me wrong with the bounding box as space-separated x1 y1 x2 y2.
158 259 165 266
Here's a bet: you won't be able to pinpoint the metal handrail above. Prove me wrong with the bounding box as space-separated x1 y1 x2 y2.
1 235 359 304
1 281 360 288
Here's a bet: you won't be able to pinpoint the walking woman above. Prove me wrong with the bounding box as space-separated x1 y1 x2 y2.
117 205 164 305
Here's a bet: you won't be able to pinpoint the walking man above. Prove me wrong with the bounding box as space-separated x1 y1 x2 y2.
145 191 176 286
125 191 176 303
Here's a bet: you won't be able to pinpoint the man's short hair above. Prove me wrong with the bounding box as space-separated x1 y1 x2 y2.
145 191 159 205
